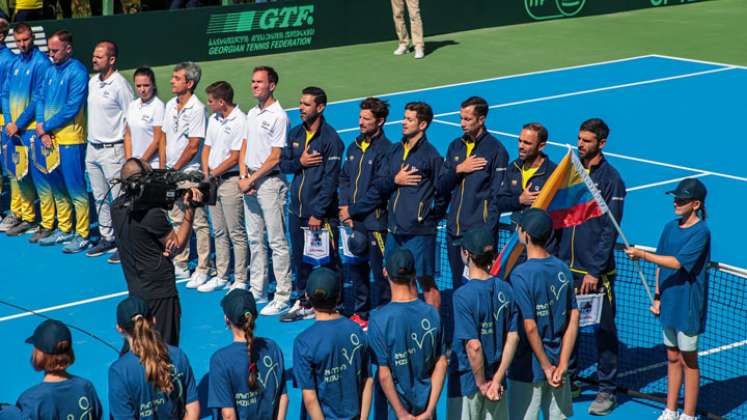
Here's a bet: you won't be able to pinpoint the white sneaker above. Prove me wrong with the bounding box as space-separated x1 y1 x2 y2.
678 414 697 420
393 44 410 55
414 47 425 59
658 409 679 420
198 277 228 292
260 299 290 316
174 266 190 280
227 281 248 292
252 292 269 305
186 271 209 289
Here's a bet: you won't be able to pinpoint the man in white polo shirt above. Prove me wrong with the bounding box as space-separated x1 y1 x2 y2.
85 40 134 261
239 65 292 316
161 61 209 280
190 81 248 293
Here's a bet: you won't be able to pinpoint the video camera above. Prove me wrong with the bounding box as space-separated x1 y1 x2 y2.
122 169 218 211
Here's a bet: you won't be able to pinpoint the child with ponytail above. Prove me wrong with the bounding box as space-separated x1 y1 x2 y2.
108 296 199 420
208 289 288 419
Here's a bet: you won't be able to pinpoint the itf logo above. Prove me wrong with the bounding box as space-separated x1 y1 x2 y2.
524 0 587 21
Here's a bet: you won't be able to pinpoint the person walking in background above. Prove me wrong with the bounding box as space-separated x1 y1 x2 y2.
391 0 425 59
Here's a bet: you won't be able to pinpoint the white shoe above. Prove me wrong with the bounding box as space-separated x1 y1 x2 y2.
414 47 424 59
678 414 697 420
227 281 248 292
174 266 190 280
252 292 269 305
260 299 290 316
186 271 209 289
393 44 410 55
658 409 679 420
198 277 228 292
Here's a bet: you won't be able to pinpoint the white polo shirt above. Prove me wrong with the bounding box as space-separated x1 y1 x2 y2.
163 94 207 172
87 71 134 143
244 100 289 171
126 96 165 167
205 106 245 173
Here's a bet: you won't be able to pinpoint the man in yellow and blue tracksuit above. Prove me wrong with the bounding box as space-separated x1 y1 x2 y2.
0 16 38 235
556 118 626 415
436 96 508 289
339 97 393 329
279 86 345 322
34 30 90 253
2 23 52 242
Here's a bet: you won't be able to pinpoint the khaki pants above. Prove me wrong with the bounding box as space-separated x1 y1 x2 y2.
447 392 509 420
391 0 424 48
209 176 248 283
169 178 211 274
508 378 573 420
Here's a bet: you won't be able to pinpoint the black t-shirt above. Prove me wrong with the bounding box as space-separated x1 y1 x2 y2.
111 196 177 299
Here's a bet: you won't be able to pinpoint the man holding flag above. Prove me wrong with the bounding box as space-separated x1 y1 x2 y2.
556 118 625 415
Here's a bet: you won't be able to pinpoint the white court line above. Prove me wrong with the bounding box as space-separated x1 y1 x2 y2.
619 339 747 378
432 119 747 183
0 279 189 322
648 54 747 71
625 172 711 192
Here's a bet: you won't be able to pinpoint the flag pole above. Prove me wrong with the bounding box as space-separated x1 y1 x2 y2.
570 147 655 306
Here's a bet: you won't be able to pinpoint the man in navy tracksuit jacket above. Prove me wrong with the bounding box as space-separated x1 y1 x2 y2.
436 97 508 289
339 97 393 327
556 118 626 415
279 86 344 322
374 102 446 310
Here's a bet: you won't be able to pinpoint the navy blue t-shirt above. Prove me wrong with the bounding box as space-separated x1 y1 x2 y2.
208 338 287 419
293 317 370 420
17 375 102 420
108 346 198 419
509 256 578 383
0 404 24 420
368 300 445 418
448 277 518 398
657 219 711 335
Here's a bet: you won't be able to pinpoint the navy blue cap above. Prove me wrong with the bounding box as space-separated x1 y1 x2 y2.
347 229 368 257
385 247 415 279
116 296 151 330
221 289 258 326
307 267 341 303
25 319 72 355
454 227 496 257
511 208 553 243
667 178 707 201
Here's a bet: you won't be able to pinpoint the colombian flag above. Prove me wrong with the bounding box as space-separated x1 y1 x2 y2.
490 147 609 278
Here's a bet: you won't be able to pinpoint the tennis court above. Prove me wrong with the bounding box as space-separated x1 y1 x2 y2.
1 54 745 418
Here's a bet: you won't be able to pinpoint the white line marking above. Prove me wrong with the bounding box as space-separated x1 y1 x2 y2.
619 339 747 378
286 55 657 111
626 173 711 192
431 119 747 183
648 54 747 71
0 279 189 322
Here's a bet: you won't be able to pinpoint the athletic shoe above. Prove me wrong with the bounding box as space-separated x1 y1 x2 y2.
350 313 368 331
588 392 616 416
198 277 229 292
414 46 425 59
6 221 36 237
0 214 20 232
393 44 410 55
252 292 269 305
29 228 54 243
280 300 315 322
657 409 679 420
678 414 697 420
62 235 90 254
186 271 209 289
260 299 290 316
226 281 248 292
86 239 117 257
38 230 74 246
107 251 121 264
174 266 190 280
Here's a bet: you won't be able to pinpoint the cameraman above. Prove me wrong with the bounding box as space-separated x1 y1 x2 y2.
111 158 203 347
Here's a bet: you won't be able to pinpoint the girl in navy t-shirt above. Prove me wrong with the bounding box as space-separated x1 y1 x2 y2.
108 296 199 420
17 319 103 420
625 178 710 420
208 289 288 419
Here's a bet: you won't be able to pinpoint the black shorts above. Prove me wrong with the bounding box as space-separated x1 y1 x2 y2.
147 296 182 347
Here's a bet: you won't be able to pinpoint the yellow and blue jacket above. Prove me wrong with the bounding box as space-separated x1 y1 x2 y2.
2 47 51 131
0 43 17 126
495 154 557 213
35 57 87 145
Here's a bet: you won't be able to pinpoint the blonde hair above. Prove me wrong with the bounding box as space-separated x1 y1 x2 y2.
129 316 174 394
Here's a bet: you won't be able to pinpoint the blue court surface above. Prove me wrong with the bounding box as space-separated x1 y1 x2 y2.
1 54 746 418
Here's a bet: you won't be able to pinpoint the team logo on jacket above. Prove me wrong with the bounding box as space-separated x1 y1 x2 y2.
511 180 518 186
348 155 354 160
292 141 299 148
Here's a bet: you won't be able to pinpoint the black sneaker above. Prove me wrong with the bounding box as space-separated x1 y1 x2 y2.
107 251 121 264
6 221 36 237
29 228 54 243
86 239 117 257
